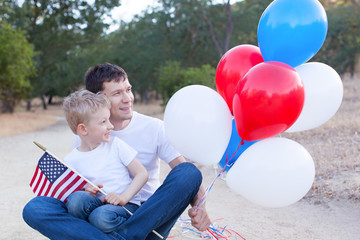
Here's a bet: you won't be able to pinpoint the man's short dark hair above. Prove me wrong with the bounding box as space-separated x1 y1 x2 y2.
84 63 128 93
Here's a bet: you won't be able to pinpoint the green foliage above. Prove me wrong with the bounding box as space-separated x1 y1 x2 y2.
157 61 215 105
106 12 170 99
157 61 184 104
232 0 272 46
313 2 360 75
0 23 36 112
5 0 120 108
1 0 359 111
105 0 231 101
183 64 216 88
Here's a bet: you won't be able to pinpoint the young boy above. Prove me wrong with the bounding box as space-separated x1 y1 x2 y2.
62 89 148 233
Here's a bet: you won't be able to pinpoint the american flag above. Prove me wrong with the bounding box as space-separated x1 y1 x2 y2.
30 152 87 202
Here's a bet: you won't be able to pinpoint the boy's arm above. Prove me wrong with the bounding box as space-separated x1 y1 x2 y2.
124 158 149 201
104 158 148 206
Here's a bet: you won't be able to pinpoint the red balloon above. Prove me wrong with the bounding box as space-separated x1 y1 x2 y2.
233 61 304 141
215 45 264 113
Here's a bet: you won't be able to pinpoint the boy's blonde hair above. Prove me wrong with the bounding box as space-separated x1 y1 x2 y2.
63 89 111 134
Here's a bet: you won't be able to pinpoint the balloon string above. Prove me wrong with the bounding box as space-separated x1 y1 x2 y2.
226 142 242 169
172 217 246 240
208 228 220 240
195 142 242 212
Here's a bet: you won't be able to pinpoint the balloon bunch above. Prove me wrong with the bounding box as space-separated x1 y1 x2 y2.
164 0 343 208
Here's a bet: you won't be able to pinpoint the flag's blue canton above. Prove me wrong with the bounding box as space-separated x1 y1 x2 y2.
38 153 67 184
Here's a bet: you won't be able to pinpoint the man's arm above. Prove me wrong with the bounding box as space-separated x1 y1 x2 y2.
168 155 211 231
187 181 211 231
168 155 186 169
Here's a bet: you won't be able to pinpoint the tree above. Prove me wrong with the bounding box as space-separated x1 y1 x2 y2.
0 23 36 113
195 0 233 57
157 61 215 104
231 0 273 46
5 0 121 109
104 0 271 103
314 1 360 76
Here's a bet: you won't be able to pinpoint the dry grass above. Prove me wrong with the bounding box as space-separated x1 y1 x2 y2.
0 99 165 138
283 77 360 202
0 109 59 137
0 79 359 202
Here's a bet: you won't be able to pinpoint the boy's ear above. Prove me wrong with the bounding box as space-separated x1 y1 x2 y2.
77 123 88 136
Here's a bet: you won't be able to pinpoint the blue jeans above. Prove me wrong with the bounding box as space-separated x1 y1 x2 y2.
66 191 139 233
23 162 202 240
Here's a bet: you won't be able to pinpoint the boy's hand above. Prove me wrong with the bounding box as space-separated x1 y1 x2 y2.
103 192 128 206
85 184 103 197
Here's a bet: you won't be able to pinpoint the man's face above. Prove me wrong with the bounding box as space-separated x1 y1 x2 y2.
101 79 134 126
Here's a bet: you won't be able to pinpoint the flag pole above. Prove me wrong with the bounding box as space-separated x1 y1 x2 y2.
33 141 164 239
33 141 106 195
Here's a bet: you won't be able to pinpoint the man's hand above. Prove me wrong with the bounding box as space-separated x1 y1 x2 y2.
188 183 211 231
188 204 211 232
169 156 212 231
85 184 103 197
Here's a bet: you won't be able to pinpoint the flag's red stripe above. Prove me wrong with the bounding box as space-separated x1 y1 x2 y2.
38 176 49 196
43 181 52 196
30 166 39 187
32 172 44 194
64 180 87 202
78 181 87 190
50 171 74 198
57 175 79 200
57 175 83 200
35 174 46 196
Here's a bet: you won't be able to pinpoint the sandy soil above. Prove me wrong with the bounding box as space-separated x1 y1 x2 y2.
0 77 359 239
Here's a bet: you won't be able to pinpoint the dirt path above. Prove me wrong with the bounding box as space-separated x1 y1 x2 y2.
1 116 359 240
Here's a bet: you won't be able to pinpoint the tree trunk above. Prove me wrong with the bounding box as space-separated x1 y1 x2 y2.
143 90 149 104
41 95 47 110
1 99 14 113
48 95 53 105
26 100 31 111
197 0 233 57
1 90 15 113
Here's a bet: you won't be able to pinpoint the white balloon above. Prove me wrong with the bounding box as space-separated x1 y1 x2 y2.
226 137 315 208
164 85 232 166
286 62 343 132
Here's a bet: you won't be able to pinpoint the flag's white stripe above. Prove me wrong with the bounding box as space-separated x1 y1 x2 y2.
34 174 46 196
39 181 51 196
35 175 47 196
30 169 41 191
52 172 77 199
47 169 73 197
59 178 85 202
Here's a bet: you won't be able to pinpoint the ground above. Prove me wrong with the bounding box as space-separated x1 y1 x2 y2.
0 76 359 239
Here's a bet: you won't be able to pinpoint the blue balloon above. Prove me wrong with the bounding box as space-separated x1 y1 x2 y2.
219 119 257 172
257 0 328 68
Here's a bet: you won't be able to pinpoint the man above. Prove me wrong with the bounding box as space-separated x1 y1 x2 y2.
23 63 211 240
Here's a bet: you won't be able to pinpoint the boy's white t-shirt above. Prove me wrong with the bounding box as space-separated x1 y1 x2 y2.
66 137 140 205
73 111 181 202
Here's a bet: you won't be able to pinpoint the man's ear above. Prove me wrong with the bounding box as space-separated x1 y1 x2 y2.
77 123 88 136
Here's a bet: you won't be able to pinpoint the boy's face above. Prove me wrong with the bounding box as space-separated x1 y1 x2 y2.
85 107 114 144
101 79 134 128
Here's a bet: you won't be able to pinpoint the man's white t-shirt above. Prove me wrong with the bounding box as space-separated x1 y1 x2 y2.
73 111 181 202
66 137 141 205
